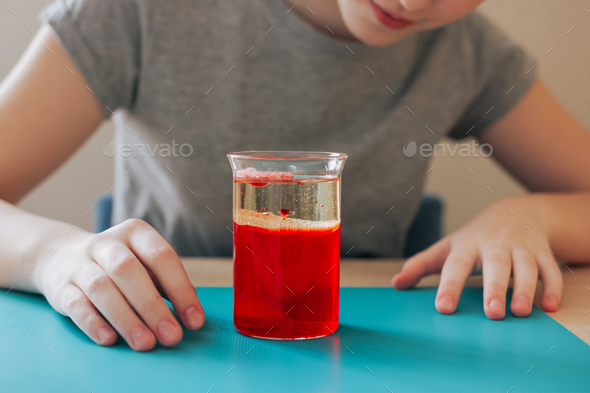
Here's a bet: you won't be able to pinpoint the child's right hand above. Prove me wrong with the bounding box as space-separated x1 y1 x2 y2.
34 219 205 351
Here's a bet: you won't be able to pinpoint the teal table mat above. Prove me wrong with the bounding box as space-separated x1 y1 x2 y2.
1 288 587 393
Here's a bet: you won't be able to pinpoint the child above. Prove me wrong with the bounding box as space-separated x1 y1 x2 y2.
0 0 588 351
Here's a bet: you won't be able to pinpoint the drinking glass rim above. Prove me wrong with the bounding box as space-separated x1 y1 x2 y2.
227 151 348 160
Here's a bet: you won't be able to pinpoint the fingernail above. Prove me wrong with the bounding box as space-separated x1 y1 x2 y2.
514 295 529 309
158 320 179 342
131 327 152 348
98 327 113 345
437 295 454 312
489 298 504 312
185 306 204 329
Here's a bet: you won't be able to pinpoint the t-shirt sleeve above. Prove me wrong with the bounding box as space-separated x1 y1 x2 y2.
446 12 537 140
39 0 141 117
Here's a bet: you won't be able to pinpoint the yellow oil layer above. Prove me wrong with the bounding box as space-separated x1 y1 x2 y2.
234 209 340 231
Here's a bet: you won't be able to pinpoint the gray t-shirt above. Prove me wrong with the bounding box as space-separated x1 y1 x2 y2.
41 0 536 257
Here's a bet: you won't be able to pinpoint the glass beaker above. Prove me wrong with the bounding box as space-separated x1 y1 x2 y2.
227 151 347 340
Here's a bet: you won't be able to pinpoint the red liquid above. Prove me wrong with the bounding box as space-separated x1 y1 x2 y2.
233 220 340 339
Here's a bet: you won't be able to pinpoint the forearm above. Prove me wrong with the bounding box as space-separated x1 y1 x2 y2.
0 198 89 292
502 192 590 263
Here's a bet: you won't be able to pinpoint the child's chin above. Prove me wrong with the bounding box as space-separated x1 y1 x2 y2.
345 23 409 46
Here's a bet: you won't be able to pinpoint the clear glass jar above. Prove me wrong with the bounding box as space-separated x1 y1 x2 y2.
227 151 347 340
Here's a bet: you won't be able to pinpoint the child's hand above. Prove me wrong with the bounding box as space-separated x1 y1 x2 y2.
392 196 562 319
34 219 205 351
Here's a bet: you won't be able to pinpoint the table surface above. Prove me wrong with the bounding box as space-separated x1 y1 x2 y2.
3 286 587 392
182 258 590 345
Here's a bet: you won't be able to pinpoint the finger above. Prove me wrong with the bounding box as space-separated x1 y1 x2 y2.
509 249 538 317
392 239 450 290
146 269 167 299
537 252 563 312
75 262 156 351
59 284 117 346
93 242 184 346
118 219 205 330
435 246 478 314
482 248 512 320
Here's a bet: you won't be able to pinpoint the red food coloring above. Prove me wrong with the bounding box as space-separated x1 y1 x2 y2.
279 209 290 217
264 208 268 211
320 204 324 207
233 221 340 338
256 210 261 213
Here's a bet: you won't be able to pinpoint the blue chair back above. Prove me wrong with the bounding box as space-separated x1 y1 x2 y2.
95 195 113 234
402 194 444 258
95 194 443 258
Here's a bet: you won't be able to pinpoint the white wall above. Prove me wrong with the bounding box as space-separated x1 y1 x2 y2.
1 0 588 234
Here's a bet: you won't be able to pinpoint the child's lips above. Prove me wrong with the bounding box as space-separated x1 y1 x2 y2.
369 0 415 30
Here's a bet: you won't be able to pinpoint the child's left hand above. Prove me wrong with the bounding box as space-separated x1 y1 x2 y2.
392 195 562 319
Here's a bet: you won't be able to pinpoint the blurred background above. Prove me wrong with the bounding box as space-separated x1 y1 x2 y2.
1 0 589 236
